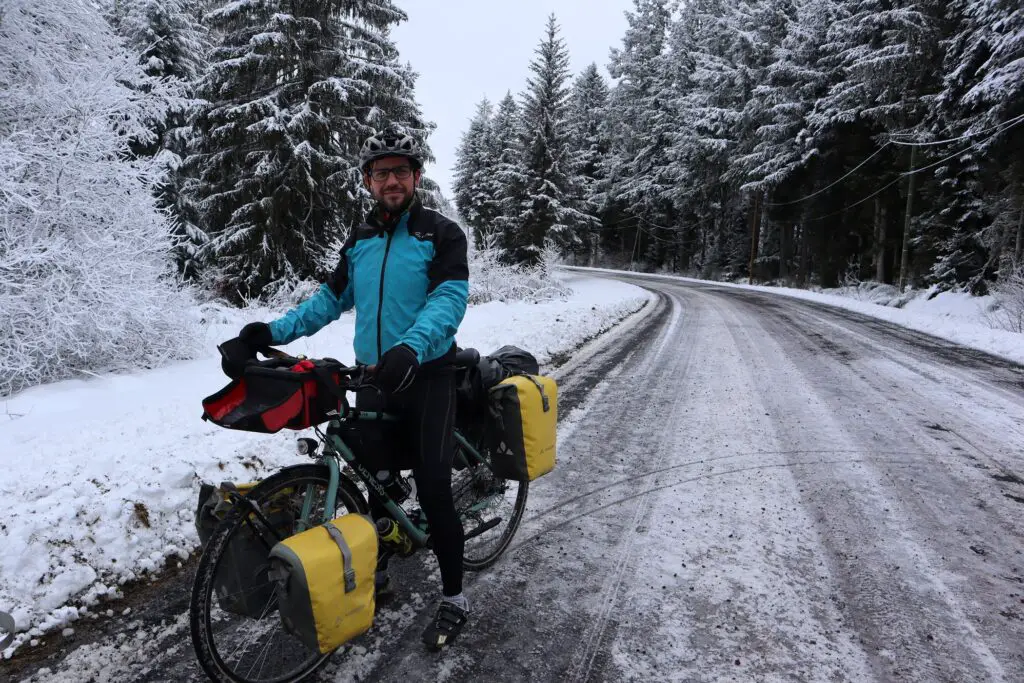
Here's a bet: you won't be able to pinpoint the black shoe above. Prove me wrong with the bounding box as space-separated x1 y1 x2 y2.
375 572 396 603
421 601 469 651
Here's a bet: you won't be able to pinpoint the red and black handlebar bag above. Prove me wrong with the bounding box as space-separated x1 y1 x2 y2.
202 359 346 433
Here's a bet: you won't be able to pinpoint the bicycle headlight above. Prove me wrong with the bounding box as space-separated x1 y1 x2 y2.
296 438 319 457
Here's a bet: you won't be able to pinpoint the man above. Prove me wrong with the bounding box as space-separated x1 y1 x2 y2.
221 129 471 650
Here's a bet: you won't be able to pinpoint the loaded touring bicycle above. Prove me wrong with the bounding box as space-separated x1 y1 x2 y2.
190 345 557 682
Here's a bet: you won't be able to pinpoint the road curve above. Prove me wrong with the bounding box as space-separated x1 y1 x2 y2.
12 273 1024 683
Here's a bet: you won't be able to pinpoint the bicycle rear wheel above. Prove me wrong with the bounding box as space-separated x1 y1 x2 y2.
189 464 365 683
454 446 528 571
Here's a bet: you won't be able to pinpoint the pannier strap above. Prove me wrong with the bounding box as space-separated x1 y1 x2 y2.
522 375 550 412
323 523 357 593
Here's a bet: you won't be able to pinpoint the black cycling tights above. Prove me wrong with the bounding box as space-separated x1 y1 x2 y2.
358 366 464 597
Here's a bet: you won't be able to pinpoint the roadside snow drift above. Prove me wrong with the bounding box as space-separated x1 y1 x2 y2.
0 274 651 658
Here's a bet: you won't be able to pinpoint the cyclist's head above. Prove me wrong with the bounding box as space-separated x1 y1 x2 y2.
360 129 424 214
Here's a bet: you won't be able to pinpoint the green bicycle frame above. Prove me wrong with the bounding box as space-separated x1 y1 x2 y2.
304 411 489 547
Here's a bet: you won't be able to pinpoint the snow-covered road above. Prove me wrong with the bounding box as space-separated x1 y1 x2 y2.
11 272 1024 682
357 274 1024 682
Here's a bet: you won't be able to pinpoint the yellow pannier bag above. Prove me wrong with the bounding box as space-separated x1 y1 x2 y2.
268 514 377 654
488 374 558 481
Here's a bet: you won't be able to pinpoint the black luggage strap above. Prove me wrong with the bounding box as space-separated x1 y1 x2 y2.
323 523 357 593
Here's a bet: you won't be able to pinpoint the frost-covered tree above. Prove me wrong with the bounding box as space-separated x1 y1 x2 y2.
452 98 494 243
0 0 196 396
566 63 610 263
114 0 208 82
486 92 528 250
453 0 1024 290
671 0 760 274
813 0 943 132
509 14 592 265
179 0 429 302
104 0 209 157
604 0 679 268
739 0 836 193
922 0 1024 292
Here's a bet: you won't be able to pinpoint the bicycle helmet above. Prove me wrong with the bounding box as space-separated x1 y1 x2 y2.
359 130 424 171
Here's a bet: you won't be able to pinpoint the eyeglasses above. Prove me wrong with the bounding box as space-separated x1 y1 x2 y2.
368 165 413 182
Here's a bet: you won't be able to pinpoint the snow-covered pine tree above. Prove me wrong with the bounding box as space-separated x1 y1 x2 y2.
604 0 679 270
108 0 211 275
935 0 1024 290
672 0 759 276
0 0 196 395
751 0 846 283
692 0 798 281
114 0 208 82
452 98 494 244
105 0 209 156
179 0 428 302
485 92 529 253
913 0 994 292
808 0 946 286
738 0 837 195
510 14 592 265
566 63 610 265
694 0 797 280
418 176 457 218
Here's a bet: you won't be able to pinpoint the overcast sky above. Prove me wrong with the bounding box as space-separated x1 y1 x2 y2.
391 0 634 198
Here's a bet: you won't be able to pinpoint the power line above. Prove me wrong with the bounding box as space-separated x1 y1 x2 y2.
792 114 1024 223
765 142 892 207
570 114 1024 231
803 117 1022 223
590 215 682 242
768 113 1024 210
888 111 1024 147
803 176 906 223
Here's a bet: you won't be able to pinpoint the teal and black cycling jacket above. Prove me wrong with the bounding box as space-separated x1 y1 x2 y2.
267 202 470 366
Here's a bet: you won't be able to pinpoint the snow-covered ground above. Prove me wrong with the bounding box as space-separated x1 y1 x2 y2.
568 267 1024 365
0 273 651 659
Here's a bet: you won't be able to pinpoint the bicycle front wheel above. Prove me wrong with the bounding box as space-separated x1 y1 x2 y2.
189 464 364 683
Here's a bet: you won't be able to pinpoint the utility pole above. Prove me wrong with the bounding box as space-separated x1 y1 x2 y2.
898 146 918 291
1015 201 1023 267
748 191 762 284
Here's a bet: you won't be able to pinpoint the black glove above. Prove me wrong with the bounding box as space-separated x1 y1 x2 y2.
219 322 273 379
374 344 419 394
239 322 273 349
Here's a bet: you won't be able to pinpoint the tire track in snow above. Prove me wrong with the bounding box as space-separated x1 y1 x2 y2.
564 491 652 683
712 286 1023 682
360 284 702 682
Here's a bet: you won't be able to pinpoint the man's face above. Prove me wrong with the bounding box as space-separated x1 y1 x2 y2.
365 156 419 213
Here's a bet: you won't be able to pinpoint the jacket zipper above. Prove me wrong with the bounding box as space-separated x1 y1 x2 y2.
377 230 394 361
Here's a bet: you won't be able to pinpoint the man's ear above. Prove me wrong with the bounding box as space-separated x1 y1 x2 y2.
414 169 422 188
362 172 372 190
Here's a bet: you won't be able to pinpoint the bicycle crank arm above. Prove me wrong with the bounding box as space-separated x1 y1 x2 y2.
464 517 502 541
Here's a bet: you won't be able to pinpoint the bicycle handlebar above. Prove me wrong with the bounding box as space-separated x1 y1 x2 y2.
255 346 379 394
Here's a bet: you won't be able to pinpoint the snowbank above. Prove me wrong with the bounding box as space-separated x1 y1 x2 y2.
0 273 651 657
568 267 1024 366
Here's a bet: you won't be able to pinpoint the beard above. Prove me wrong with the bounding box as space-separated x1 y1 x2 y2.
375 185 414 214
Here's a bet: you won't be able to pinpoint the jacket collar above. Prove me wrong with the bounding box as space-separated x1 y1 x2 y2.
367 197 422 234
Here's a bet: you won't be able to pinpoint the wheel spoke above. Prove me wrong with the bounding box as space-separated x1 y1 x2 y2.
191 465 361 683
455 447 528 570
